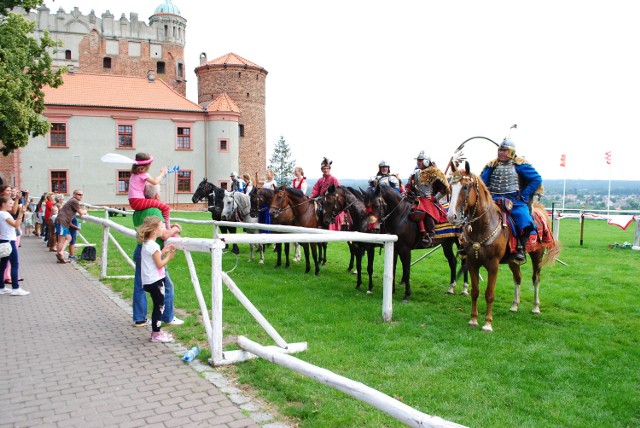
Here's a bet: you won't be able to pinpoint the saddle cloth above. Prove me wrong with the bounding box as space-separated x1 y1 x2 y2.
505 209 555 253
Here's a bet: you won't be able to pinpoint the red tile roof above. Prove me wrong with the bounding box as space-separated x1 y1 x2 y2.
43 73 203 112
206 93 240 113
205 52 262 68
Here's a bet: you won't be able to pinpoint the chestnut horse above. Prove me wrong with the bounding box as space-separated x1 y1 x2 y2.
192 178 239 254
321 185 376 292
447 161 560 332
250 187 292 268
363 185 463 301
269 188 320 275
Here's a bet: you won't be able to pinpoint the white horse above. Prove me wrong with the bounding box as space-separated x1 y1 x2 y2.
221 191 264 263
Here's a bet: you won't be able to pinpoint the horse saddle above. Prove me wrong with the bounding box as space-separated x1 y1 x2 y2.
408 210 426 223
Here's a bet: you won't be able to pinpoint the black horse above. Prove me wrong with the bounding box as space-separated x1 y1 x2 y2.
321 185 376 292
363 185 464 301
192 178 239 254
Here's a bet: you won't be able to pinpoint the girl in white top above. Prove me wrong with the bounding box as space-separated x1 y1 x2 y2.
292 166 307 195
262 169 278 190
137 216 176 343
0 196 28 295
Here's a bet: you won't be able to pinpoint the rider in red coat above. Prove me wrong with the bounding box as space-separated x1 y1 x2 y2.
311 157 343 230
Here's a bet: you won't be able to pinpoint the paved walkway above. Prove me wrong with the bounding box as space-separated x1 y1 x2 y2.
0 236 288 428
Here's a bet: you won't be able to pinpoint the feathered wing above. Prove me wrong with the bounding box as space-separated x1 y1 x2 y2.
100 153 136 164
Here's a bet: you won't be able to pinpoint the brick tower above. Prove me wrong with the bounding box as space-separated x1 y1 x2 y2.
195 53 268 178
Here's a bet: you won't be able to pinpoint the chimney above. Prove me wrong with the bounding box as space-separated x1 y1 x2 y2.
199 52 207 65
147 70 156 82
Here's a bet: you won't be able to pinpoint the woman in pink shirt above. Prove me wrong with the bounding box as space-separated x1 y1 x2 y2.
128 153 171 228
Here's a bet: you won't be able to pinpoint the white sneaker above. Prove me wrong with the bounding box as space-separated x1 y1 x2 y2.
168 317 184 326
11 288 30 296
0 288 12 295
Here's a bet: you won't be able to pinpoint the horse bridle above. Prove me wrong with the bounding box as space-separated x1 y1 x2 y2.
454 172 502 250
271 190 314 219
325 191 356 225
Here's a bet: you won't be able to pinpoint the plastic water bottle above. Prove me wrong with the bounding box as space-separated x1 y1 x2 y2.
183 346 200 362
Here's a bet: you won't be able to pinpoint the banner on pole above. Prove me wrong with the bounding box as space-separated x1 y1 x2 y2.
560 154 566 167
605 151 612 165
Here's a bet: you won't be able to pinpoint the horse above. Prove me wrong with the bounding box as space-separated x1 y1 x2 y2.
363 184 464 302
269 188 320 275
220 190 264 263
321 185 376 292
249 187 295 268
192 178 239 254
446 161 560 332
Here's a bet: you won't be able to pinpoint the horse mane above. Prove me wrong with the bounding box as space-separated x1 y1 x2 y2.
379 185 412 217
345 186 363 200
285 187 307 199
471 172 495 210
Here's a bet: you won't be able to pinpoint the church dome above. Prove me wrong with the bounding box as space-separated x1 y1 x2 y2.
154 0 180 15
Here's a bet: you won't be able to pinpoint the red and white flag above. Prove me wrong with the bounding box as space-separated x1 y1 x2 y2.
605 151 612 165
560 154 566 167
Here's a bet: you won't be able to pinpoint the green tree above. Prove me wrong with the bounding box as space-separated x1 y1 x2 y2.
0 0 64 155
268 136 295 187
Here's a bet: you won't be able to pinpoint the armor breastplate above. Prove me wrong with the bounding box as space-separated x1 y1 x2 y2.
488 161 519 194
378 175 399 188
413 170 433 197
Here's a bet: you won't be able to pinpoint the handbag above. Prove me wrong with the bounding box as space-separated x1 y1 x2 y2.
0 242 12 258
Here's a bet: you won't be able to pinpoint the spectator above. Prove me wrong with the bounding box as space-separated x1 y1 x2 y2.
0 196 28 296
128 152 171 228
230 172 246 192
68 217 80 261
263 169 278 190
131 184 183 327
243 173 254 194
33 193 46 237
23 205 34 236
55 190 86 263
137 216 176 343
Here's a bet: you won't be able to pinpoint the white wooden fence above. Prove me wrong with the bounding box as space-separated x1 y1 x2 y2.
79 206 467 428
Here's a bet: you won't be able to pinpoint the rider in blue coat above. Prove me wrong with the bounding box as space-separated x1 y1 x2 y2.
480 138 542 262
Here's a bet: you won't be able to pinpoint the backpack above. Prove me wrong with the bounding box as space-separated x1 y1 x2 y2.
80 246 97 261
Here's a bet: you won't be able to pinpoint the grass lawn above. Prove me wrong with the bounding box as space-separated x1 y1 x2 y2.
78 211 640 427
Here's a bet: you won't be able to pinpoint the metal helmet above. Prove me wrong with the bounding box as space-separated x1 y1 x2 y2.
498 138 517 158
379 160 389 168
415 150 431 163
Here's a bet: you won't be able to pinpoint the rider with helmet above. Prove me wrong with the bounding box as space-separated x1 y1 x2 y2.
480 138 542 262
370 160 403 192
405 151 449 247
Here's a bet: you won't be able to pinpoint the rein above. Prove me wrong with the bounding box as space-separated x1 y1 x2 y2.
272 191 313 218
458 175 504 257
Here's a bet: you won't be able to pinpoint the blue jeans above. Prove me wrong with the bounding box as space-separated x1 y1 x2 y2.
133 244 174 323
0 241 19 289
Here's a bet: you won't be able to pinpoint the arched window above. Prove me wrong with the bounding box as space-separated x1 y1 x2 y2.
65 50 72 60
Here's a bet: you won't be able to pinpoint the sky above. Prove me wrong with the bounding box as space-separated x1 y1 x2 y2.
45 0 640 182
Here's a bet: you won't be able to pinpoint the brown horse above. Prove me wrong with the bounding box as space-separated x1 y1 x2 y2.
251 187 292 268
269 188 320 275
447 161 560 332
321 185 376 291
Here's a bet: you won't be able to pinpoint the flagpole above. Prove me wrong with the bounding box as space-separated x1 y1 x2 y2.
560 154 566 211
607 164 612 215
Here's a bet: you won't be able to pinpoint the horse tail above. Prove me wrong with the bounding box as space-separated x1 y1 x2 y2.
533 201 560 267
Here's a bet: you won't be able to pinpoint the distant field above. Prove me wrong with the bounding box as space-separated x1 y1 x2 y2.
79 212 640 428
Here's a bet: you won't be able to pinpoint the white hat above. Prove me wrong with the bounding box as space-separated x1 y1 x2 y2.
230 172 238 177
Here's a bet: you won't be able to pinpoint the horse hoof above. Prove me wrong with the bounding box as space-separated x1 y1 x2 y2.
482 324 493 332
366 290 373 295
531 307 541 314
446 288 455 295
461 290 469 296
468 320 479 328
259 260 264 265
509 305 519 312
